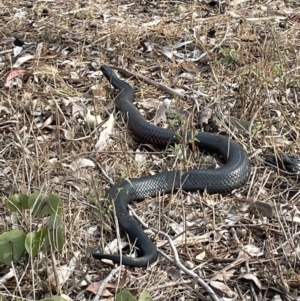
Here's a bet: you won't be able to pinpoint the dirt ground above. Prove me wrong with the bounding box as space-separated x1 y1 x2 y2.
1 0 300 300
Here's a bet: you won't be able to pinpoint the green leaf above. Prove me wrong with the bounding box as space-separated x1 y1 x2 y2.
227 52 235 64
44 228 64 252
25 227 46 257
6 194 29 212
47 214 63 230
0 294 8 301
44 216 64 252
39 296 69 301
138 290 152 301
0 230 26 265
116 290 138 301
28 192 62 216
226 116 261 135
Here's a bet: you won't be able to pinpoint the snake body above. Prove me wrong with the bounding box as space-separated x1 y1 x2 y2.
92 66 251 267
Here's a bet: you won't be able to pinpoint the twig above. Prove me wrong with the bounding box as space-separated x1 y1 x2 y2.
87 156 115 185
245 260 258 301
11 263 23 299
141 280 192 291
49 251 62 295
127 204 220 301
93 266 121 301
112 196 124 291
110 66 186 100
209 252 249 282
281 65 300 78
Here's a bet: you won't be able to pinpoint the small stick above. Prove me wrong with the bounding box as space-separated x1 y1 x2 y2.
93 266 121 301
141 280 192 291
110 66 187 100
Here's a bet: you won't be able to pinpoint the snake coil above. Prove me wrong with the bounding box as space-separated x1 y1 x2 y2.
92 66 251 267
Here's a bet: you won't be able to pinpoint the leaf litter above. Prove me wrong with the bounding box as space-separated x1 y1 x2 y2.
1 0 300 300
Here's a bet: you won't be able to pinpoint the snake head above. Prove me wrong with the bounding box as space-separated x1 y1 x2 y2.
101 65 115 82
265 154 300 174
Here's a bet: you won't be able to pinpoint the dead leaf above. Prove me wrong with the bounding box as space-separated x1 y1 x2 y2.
40 114 55 129
211 269 235 282
157 230 216 247
153 99 171 125
14 9 27 19
0 268 15 284
13 45 23 57
135 148 146 164
160 49 174 60
239 273 262 289
103 238 129 254
173 41 194 49
242 245 263 257
195 250 206 261
199 107 212 124
265 136 292 147
209 269 236 281
249 201 273 218
167 268 181 280
85 109 102 129
210 251 250 281
86 269 128 295
230 0 249 5
209 280 237 298
13 54 35 68
142 16 161 27
48 251 80 292
5 70 30 88
95 113 114 150
284 215 300 223
169 222 184 235
139 98 160 109
62 127 76 140
91 83 106 97
86 281 113 297
68 158 96 171
87 225 97 235
226 116 252 134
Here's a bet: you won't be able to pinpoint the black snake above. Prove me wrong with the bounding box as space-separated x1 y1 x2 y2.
92 66 251 267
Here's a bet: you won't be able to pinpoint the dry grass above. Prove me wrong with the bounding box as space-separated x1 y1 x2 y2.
1 0 300 300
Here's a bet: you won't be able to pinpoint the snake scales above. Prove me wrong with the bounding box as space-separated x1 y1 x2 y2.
92 66 251 267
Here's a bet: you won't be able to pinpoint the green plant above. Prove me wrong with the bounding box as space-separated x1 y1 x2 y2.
220 47 236 64
116 289 152 301
0 191 64 265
